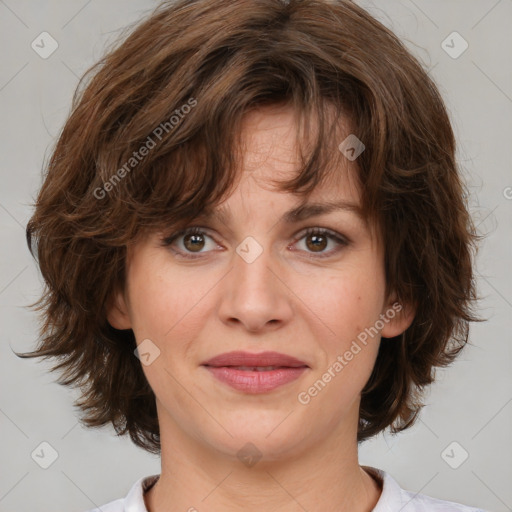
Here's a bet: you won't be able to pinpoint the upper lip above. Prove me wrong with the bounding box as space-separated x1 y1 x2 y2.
201 351 309 368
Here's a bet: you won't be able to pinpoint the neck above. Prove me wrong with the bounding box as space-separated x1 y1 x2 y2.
144 407 382 512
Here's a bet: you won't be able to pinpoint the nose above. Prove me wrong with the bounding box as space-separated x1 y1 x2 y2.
217 241 294 333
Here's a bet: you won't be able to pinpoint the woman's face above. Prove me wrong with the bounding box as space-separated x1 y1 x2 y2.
108 105 412 462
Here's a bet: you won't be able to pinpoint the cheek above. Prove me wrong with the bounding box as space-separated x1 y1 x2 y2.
294 260 385 338
126 254 215 350
297 270 383 417
291 257 386 402
125 257 214 398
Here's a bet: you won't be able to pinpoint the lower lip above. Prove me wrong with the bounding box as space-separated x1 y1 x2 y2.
203 366 308 393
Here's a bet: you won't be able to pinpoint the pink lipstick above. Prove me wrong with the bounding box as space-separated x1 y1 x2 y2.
201 351 309 393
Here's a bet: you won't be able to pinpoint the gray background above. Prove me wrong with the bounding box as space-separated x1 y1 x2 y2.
0 0 511 511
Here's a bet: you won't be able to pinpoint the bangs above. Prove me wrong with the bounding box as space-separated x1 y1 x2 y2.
59 0 389 249
92 87 367 245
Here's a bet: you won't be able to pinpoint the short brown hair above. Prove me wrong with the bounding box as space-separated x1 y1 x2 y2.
18 0 479 454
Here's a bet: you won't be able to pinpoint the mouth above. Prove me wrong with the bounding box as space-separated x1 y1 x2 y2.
201 351 309 393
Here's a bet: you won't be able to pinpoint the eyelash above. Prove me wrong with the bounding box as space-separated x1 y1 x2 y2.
160 226 349 260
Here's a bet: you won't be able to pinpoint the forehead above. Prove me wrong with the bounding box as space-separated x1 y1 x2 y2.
131 102 373 250
188 107 366 235
234 103 362 205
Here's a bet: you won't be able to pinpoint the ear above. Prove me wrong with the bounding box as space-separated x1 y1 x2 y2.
380 296 415 339
106 287 132 330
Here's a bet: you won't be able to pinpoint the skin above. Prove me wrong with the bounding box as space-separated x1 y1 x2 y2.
108 104 414 512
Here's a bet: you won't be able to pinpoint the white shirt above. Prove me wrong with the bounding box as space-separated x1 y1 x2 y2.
85 465 488 512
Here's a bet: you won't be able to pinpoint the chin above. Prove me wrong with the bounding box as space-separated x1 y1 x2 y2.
205 418 309 462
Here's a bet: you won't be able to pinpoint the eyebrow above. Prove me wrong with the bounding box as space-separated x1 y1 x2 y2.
196 200 364 225
281 200 364 223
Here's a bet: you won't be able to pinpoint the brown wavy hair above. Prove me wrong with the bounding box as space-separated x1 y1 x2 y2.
17 0 479 454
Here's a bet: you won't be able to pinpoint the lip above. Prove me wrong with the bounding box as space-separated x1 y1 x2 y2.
201 351 310 394
201 350 309 368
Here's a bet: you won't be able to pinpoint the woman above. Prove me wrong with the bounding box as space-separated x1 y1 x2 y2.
18 0 486 510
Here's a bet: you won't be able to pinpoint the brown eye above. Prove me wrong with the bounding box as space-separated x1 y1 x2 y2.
293 227 349 258
183 232 206 252
305 233 328 252
161 227 218 259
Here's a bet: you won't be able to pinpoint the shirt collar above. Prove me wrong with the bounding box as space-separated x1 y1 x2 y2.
362 465 406 511
124 474 159 512
123 466 404 511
